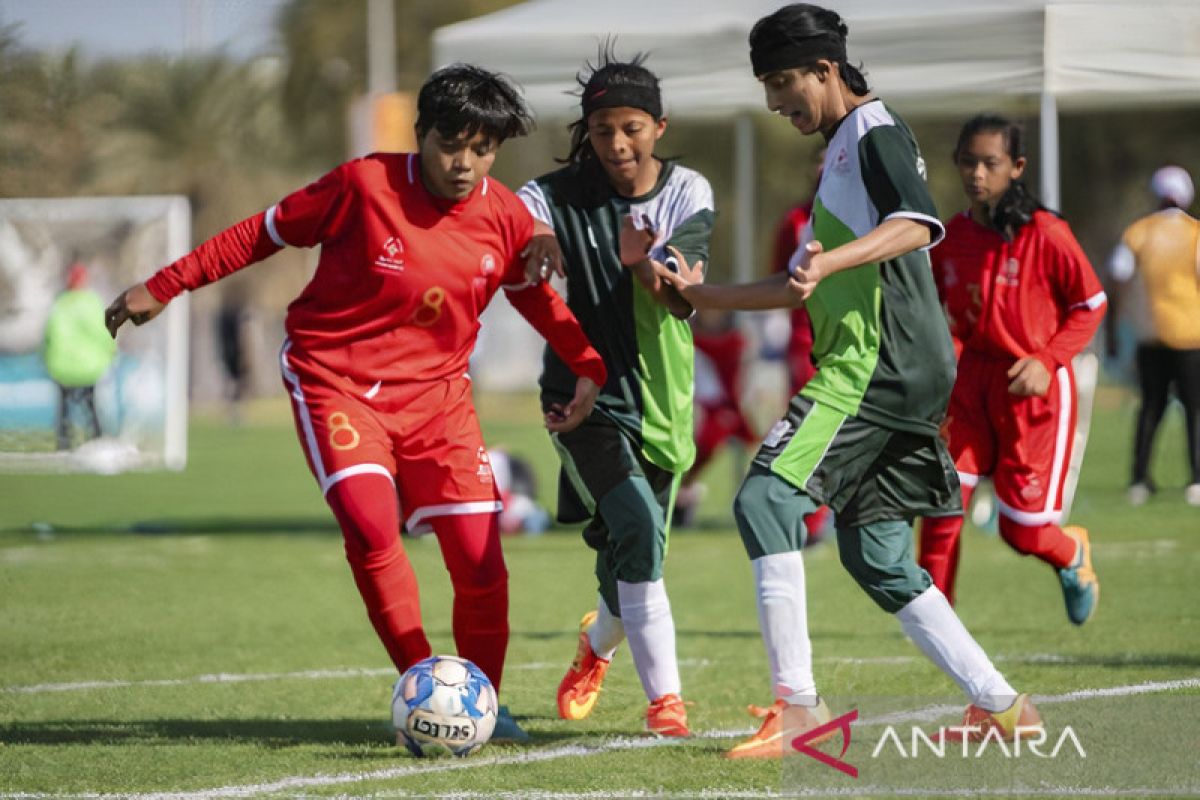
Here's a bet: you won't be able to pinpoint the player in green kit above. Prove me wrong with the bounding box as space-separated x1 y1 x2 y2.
517 48 715 737
655 4 1042 757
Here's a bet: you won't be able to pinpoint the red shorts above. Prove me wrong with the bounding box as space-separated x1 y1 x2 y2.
280 341 500 533
945 352 1077 526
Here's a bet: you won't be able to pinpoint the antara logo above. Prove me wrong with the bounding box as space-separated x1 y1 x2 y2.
789 710 1086 778
375 236 405 273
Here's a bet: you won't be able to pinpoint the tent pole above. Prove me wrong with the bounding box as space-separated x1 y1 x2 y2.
734 114 755 283
1039 91 1060 212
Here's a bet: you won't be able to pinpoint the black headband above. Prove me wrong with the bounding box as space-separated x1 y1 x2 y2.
750 35 846 77
582 83 662 120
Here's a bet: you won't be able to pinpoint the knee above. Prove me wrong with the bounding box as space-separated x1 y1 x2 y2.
998 517 1047 556
837 527 930 614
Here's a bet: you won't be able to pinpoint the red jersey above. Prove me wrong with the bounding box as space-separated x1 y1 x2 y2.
147 153 605 387
931 210 1106 370
772 202 817 390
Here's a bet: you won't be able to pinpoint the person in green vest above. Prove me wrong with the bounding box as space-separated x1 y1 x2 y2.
44 262 116 450
517 47 715 738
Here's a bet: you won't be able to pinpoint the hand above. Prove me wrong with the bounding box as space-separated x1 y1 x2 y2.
520 224 564 283
105 283 166 338
619 213 656 267
651 245 705 293
545 376 600 433
787 240 825 302
1007 356 1052 396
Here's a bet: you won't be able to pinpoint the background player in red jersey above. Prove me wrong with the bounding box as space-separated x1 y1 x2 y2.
104 64 607 742
918 114 1106 625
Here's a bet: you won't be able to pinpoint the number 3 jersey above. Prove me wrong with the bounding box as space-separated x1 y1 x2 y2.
145 152 606 388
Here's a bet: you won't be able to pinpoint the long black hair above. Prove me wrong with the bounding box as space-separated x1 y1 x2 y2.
954 114 1048 238
561 42 663 165
415 63 533 144
748 4 870 96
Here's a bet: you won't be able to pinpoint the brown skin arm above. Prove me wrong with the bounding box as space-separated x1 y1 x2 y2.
105 283 166 337
620 214 694 319
544 376 600 433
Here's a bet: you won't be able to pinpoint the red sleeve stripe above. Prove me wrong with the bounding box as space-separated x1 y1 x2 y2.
264 205 287 248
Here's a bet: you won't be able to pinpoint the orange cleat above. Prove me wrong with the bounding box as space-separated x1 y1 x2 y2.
726 698 833 759
939 693 1043 742
646 693 690 737
556 610 611 721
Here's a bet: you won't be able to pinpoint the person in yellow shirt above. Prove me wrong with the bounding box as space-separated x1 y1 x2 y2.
44 262 117 450
1108 166 1200 506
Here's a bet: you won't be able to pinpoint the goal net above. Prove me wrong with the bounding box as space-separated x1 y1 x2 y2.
0 196 190 473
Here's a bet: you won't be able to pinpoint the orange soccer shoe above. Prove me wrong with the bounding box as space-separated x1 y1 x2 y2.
556 610 611 721
726 698 833 759
646 693 690 738
940 693 1043 742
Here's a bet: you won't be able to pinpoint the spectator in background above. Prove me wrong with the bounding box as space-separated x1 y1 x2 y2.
673 308 759 528
216 292 251 425
44 262 116 450
917 115 1106 625
1109 166 1200 507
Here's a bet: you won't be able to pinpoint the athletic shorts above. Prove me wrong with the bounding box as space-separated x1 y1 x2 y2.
752 394 960 528
946 353 1076 526
548 409 676 530
280 340 500 533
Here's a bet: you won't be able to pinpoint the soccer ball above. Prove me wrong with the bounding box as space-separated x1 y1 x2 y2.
391 655 498 757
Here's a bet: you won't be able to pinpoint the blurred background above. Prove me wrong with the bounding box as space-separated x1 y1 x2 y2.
1 0 1198 471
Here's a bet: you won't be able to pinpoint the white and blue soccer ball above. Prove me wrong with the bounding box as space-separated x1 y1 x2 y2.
391 655 498 757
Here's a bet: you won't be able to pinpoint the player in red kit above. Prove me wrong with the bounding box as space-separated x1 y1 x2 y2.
917 114 1105 625
104 64 607 741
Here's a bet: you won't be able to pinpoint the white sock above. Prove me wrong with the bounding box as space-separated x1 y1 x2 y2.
753 552 817 706
617 579 681 701
587 595 624 660
896 586 1016 712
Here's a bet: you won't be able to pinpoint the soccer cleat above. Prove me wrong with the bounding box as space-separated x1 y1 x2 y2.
726 697 833 759
1127 482 1152 506
491 704 530 743
1185 483 1200 507
556 610 611 720
1058 526 1099 625
939 693 1043 742
646 693 690 737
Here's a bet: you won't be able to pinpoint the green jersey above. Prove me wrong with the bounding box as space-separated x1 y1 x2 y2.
519 159 715 472
792 99 956 435
43 289 117 387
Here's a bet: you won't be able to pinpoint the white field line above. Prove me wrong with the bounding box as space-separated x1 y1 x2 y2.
0 653 1138 695
1 677 1196 800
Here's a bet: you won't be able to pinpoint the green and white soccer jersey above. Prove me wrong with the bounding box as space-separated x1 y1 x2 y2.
519 159 715 473
790 100 956 440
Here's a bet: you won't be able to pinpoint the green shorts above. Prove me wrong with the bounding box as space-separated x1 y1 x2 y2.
753 395 961 528
549 410 679 615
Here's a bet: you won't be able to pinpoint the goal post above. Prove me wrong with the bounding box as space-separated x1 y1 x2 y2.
0 196 190 473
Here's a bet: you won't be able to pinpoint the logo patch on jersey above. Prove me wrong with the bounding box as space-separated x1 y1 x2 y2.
916 155 927 180
997 257 1020 287
374 236 405 274
942 259 958 287
831 147 851 176
476 447 493 484
480 253 496 275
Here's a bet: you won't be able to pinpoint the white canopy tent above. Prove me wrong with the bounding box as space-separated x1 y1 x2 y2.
435 0 1200 281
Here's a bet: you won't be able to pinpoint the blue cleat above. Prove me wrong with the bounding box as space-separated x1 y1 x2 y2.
491 705 530 743
1058 526 1098 625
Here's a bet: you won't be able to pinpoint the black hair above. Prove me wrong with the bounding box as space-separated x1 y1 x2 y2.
561 42 663 165
748 4 870 96
415 63 533 144
954 113 1048 238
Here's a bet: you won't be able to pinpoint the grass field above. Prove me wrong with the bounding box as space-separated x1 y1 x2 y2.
2 386 1198 798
